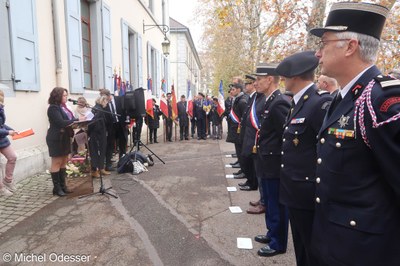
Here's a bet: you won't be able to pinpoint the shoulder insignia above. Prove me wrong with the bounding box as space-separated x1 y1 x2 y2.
379 97 400 112
317 90 329 95
374 75 400 90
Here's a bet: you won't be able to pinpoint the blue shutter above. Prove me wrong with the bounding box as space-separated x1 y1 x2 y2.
156 50 161 97
102 3 112 90
121 20 130 83
137 34 143 88
9 0 40 91
65 0 84 93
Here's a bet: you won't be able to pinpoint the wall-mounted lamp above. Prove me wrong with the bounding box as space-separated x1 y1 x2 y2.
143 20 171 57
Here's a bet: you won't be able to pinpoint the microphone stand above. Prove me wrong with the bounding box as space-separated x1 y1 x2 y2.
78 102 120 199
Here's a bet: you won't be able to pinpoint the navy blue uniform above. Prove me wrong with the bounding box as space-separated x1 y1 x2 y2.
280 84 332 266
194 99 206 139
257 90 290 252
312 66 400 266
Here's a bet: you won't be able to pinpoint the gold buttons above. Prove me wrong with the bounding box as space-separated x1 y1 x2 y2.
316 197 320 203
285 127 288 130
281 151 284 155
281 164 284 168
305 177 309 180
350 220 356 226
320 138 325 144
283 138 286 142
317 158 322 164
295 131 298 134
336 142 341 148
316 177 321 183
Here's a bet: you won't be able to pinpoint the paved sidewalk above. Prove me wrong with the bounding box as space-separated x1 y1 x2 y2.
0 173 87 235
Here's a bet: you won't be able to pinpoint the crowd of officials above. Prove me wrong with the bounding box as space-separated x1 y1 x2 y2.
219 2 400 266
1 2 399 266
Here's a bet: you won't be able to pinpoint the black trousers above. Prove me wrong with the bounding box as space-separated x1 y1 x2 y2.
241 154 258 189
149 128 158 142
165 119 173 141
179 124 189 140
191 118 196 136
196 118 206 138
105 124 116 167
89 134 106 170
115 123 128 159
288 207 318 266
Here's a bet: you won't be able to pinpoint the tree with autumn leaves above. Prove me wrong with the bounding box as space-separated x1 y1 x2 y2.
197 0 400 95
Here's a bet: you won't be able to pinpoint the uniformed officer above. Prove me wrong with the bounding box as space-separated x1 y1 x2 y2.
193 92 207 140
253 63 291 256
226 82 248 171
238 73 265 193
309 2 400 266
277 51 332 266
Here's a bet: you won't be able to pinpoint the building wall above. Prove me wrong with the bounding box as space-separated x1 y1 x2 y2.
0 0 169 183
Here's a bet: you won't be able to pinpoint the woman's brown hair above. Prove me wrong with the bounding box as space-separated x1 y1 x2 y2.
48 87 67 105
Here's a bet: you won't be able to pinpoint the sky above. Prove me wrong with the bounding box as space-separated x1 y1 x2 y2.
168 0 202 49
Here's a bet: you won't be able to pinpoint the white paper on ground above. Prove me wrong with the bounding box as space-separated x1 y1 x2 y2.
229 206 243 213
227 187 237 192
237 237 253 249
226 174 234 179
225 154 233 158
225 164 233 168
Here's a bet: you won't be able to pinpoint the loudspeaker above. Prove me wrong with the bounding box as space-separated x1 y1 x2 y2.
133 88 146 117
123 88 146 117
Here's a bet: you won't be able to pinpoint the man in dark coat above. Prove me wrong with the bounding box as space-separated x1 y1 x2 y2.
164 93 173 142
253 63 291 257
309 3 400 266
227 81 248 172
114 95 129 159
145 99 161 143
277 51 332 266
177 95 189 140
193 92 207 140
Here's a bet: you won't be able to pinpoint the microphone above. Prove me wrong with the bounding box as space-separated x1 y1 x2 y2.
68 98 78 105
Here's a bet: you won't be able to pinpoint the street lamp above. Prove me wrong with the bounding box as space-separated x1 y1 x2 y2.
143 20 170 57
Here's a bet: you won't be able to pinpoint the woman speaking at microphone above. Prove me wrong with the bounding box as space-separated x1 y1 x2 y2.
46 87 85 196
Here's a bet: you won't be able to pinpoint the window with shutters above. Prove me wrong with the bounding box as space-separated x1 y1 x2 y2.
122 20 142 89
81 0 92 89
0 0 40 92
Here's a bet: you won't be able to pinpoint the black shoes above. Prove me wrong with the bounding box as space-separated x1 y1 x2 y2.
257 245 285 257
254 235 271 244
238 181 249 187
239 185 257 191
230 160 239 165
233 170 243 175
231 163 241 168
233 173 246 179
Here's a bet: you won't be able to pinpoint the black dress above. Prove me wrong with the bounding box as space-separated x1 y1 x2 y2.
46 104 77 157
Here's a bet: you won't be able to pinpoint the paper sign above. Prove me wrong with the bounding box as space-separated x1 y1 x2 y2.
225 164 233 168
12 128 34 140
225 154 233 158
226 174 234 179
237 238 253 249
229 206 243 213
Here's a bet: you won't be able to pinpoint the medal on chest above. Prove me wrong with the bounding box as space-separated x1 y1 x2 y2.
338 115 350 128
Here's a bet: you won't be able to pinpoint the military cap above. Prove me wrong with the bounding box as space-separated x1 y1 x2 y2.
244 74 256 84
310 2 389 40
198 92 205 98
276 51 319 78
253 63 279 76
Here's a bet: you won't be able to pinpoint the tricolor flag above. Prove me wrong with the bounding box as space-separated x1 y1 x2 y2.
120 81 126 96
217 80 225 116
160 79 169 117
186 83 193 118
113 70 118 95
171 84 178 120
146 78 154 118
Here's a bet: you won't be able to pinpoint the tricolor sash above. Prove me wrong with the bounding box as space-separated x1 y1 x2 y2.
249 96 259 130
229 109 240 124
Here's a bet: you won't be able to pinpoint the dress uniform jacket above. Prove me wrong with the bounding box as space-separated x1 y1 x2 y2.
177 101 189 127
226 93 248 144
241 93 266 156
311 66 400 266
257 90 290 178
280 84 332 209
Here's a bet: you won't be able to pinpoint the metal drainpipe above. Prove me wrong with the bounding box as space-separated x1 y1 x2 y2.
52 0 62 87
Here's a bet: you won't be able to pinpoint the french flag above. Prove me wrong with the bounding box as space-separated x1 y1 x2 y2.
217 80 225 116
146 78 154 118
160 79 169 117
186 81 193 117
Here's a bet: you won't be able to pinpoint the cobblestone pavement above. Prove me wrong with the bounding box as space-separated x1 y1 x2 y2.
0 173 87 235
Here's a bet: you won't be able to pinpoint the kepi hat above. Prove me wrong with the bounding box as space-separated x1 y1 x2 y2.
310 2 389 40
276 51 319 78
253 63 279 76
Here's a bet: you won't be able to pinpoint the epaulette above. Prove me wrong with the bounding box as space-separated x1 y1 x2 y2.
317 90 330 95
374 75 400 90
